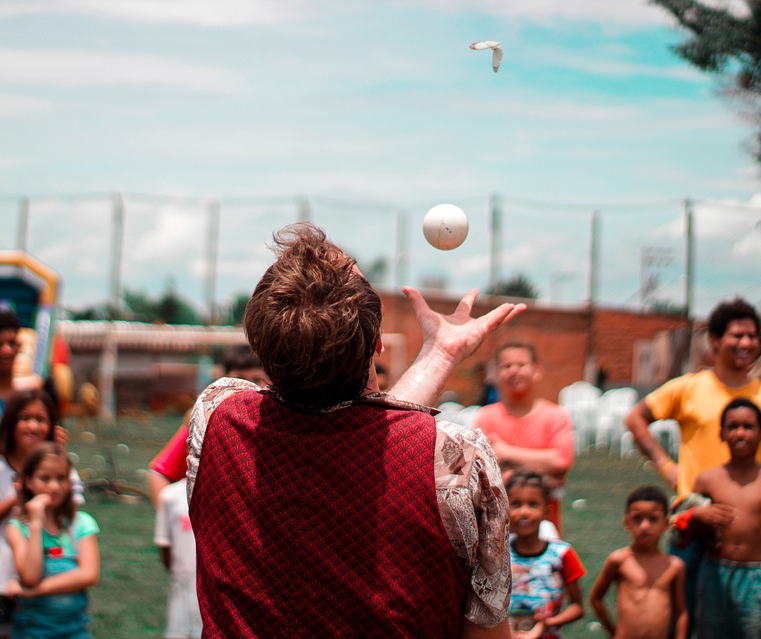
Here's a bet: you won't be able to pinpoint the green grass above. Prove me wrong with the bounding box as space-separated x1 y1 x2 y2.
65 415 671 639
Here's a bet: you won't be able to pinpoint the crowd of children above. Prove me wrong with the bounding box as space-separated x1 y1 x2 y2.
1 337 760 637
0 392 760 638
502 392 761 639
0 392 759 638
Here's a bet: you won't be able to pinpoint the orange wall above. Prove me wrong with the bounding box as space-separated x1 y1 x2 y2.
377 291 691 406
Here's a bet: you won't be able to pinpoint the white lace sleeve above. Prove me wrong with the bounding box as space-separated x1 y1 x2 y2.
434 421 511 627
186 377 258 502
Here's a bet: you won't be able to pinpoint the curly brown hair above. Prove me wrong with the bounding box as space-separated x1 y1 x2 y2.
707 297 760 338
244 223 382 410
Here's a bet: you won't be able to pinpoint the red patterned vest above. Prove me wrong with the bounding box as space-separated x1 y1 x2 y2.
189 390 468 638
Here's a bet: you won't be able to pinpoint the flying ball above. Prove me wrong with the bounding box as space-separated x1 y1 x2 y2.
423 203 469 250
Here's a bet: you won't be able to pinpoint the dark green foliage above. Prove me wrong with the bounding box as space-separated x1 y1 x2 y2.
653 0 761 76
490 273 540 299
226 293 250 326
652 0 761 158
69 286 200 324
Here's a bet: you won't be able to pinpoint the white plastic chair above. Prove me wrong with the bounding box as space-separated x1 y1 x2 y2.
436 401 464 424
595 387 638 454
558 381 602 453
455 405 482 429
620 430 637 458
620 418 681 459
649 419 681 458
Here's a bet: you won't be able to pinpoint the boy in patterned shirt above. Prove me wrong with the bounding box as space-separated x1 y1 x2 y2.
507 470 585 638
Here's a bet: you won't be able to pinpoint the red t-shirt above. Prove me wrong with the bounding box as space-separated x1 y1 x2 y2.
473 400 575 469
150 423 188 482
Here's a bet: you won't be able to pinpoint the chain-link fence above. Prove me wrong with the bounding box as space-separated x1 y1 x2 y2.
2 192 761 319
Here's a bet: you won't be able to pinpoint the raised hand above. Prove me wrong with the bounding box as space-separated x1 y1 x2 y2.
391 288 525 407
402 287 525 366
53 424 69 447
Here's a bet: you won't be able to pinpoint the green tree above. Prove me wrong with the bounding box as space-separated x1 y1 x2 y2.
70 285 200 324
651 0 761 158
359 256 389 284
123 289 156 321
226 294 250 326
490 273 540 299
155 289 199 325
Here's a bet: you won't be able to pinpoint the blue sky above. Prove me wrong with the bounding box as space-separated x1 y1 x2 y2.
0 0 760 318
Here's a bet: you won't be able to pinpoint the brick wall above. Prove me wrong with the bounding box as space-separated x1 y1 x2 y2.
377 290 692 406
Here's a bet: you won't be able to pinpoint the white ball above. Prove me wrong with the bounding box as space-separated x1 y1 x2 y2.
423 203 469 250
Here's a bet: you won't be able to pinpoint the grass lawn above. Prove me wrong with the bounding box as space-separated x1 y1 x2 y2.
66 415 671 638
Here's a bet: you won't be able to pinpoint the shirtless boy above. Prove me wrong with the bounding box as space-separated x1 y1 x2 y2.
589 486 687 639
686 397 761 638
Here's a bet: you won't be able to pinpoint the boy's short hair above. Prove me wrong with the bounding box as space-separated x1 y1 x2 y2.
625 485 668 514
505 468 551 502
0 309 20 332
222 344 262 375
720 397 761 430
496 339 538 364
245 223 382 410
707 297 760 339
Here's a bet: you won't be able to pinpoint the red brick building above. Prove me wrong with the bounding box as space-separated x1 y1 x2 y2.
59 294 693 414
377 290 692 406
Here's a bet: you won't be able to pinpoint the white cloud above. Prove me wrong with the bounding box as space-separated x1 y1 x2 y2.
402 0 673 28
532 48 700 81
0 0 315 26
0 48 245 92
0 157 22 172
692 196 761 245
0 92 51 116
123 202 207 263
0 0 695 29
699 0 752 17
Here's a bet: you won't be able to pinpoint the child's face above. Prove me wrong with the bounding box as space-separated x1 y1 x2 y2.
624 500 667 550
28 455 70 508
497 348 538 398
0 329 19 373
507 484 547 539
14 400 52 455
721 406 761 458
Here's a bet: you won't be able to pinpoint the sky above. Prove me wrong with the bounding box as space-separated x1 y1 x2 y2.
1 0 761 318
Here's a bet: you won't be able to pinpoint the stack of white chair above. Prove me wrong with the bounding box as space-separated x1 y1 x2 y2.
558 381 602 453
455 405 482 429
620 419 681 458
619 430 637 458
436 401 464 424
594 387 638 454
649 419 681 458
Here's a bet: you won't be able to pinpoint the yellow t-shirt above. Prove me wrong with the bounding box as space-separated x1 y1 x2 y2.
646 369 761 497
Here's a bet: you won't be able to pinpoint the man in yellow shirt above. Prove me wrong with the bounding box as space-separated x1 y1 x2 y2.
625 297 761 497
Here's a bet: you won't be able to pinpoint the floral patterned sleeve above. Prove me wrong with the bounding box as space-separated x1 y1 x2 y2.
434 421 511 627
186 377 259 501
